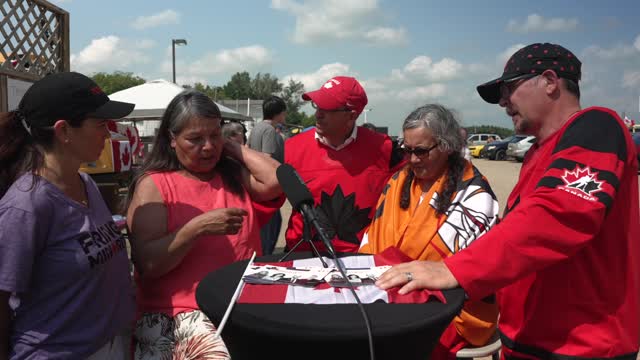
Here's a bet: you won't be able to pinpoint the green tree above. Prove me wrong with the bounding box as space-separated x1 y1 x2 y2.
251 73 282 100
91 71 145 95
280 79 305 112
222 72 283 100
222 71 253 99
300 113 316 128
193 82 227 101
279 79 308 126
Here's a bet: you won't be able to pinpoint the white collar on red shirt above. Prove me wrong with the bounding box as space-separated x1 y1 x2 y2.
315 125 358 151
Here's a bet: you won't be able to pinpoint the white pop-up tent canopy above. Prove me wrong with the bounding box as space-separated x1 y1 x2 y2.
110 79 253 137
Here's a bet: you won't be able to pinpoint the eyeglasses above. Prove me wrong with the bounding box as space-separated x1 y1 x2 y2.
311 102 351 113
499 74 537 99
401 143 439 157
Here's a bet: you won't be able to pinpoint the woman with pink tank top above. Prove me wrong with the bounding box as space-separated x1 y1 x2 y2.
125 90 282 359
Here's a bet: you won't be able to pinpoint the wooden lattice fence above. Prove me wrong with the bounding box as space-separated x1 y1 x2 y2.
0 0 69 80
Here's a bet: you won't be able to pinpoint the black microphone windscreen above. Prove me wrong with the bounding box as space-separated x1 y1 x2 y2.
276 164 314 211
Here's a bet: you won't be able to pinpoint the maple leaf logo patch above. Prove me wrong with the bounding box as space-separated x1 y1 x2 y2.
313 185 372 245
559 166 603 201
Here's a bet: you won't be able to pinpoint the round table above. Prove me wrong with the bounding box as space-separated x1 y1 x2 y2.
196 252 465 360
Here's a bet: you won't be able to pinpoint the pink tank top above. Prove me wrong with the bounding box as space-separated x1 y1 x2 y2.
136 171 261 316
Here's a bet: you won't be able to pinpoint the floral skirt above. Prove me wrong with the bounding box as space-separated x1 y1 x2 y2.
133 310 230 360
87 333 130 360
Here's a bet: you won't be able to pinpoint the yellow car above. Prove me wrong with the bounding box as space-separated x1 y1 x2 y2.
468 144 485 158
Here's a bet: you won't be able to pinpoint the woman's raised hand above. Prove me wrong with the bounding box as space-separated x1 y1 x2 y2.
222 139 243 160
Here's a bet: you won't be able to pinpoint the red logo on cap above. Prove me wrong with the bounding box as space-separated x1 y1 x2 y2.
89 86 104 95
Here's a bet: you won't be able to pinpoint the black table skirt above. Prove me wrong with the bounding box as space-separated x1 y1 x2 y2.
196 252 465 360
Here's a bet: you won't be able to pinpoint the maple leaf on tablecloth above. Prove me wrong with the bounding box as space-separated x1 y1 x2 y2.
313 185 372 245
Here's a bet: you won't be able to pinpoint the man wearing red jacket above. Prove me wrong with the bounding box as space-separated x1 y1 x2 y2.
377 43 640 359
284 76 404 253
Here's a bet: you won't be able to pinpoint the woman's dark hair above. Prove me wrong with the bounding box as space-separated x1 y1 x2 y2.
262 95 287 120
0 111 85 198
399 104 466 215
125 90 244 210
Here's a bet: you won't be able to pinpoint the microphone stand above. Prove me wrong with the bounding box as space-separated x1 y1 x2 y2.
279 213 328 267
280 206 376 360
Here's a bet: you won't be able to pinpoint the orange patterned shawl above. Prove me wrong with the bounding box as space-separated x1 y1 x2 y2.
360 161 499 346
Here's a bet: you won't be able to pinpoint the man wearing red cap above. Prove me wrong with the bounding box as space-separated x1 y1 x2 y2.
377 43 640 358
283 76 404 253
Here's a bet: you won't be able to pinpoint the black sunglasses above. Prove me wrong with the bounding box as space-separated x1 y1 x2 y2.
500 73 537 98
401 143 439 157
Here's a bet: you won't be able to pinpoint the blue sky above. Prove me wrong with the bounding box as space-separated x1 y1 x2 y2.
54 0 640 136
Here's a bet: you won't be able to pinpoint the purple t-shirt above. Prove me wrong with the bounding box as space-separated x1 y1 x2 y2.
0 173 135 359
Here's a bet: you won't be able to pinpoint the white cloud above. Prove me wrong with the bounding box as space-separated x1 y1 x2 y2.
507 14 578 33
583 44 638 60
363 27 408 46
271 0 305 12
575 36 640 124
132 9 180 30
385 55 467 87
160 45 274 84
271 0 408 46
71 36 152 74
361 55 460 104
395 84 447 101
359 78 386 92
137 39 156 49
498 44 526 64
467 63 492 75
187 45 273 75
283 63 352 91
402 56 463 81
581 33 640 61
622 71 640 89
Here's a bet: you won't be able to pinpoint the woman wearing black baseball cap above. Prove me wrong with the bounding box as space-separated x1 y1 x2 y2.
0 72 135 359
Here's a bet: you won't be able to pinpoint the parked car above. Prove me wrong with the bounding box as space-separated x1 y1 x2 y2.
507 136 536 162
468 144 485 158
467 133 502 146
482 135 527 160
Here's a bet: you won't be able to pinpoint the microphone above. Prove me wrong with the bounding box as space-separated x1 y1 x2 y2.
276 164 336 255
276 164 375 359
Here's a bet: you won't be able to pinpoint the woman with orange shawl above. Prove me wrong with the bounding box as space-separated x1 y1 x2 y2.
359 104 499 359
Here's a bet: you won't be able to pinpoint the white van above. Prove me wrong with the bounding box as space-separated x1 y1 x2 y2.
467 134 502 146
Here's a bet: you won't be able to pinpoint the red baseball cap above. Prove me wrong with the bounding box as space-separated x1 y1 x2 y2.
302 76 368 115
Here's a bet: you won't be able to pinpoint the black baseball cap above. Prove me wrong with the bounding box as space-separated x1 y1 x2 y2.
18 71 134 128
477 43 582 104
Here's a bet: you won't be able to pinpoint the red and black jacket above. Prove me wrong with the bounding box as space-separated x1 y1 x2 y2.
446 107 640 359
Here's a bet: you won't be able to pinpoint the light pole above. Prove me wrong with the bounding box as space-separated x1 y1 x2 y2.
172 39 187 84
363 108 372 123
